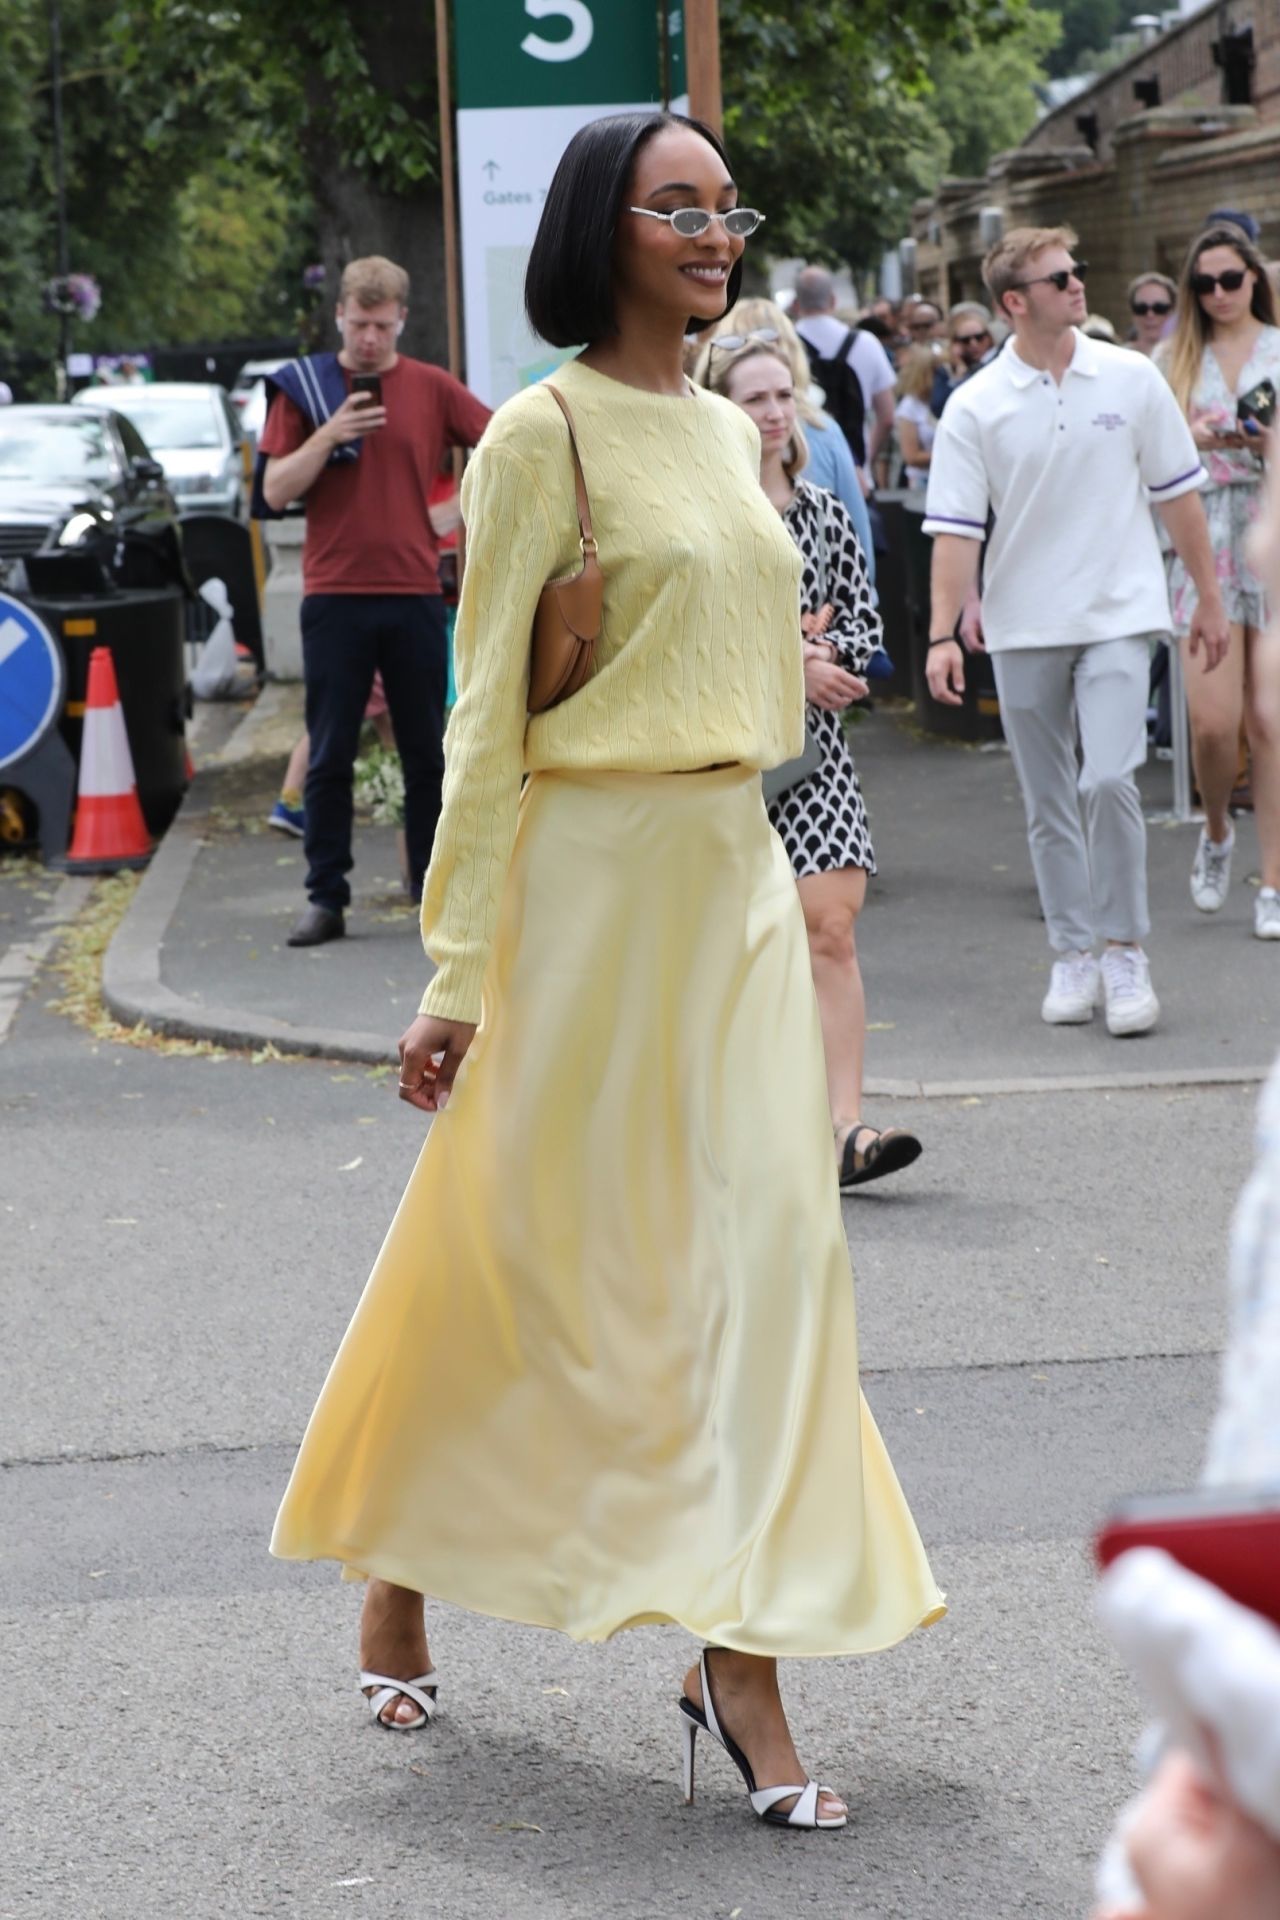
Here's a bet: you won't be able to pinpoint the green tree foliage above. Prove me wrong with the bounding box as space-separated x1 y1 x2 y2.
105 1 438 199
927 8 1063 179
3 0 1065 375
0 7 49 367
0 0 315 388
1033 0 1133 78
104 0 446 360
720 0 1040 269
166 163 315 345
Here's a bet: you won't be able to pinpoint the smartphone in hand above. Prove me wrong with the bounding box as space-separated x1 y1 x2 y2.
351 373 383 409
1238 377 1277 429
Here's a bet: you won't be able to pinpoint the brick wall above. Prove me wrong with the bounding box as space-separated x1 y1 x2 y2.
1027 0 1280 161
914 105 1280 334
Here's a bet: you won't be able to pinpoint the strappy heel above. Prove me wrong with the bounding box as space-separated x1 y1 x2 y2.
677 1650 847 1830
360 1668 439 1731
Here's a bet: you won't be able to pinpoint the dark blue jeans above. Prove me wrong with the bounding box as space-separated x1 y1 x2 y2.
301 593 447 911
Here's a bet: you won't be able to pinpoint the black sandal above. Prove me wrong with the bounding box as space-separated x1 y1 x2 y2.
836 1122 923 1192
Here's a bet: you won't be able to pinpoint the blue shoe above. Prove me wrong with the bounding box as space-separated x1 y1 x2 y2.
267 799 304 837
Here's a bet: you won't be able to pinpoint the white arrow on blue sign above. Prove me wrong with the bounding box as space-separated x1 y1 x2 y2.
0 592 65 773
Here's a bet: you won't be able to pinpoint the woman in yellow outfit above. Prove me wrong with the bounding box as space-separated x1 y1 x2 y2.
272 112 944 1831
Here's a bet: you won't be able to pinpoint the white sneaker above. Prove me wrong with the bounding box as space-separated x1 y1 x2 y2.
1190 827 1234 912
1256 888 1280 940
1041 951 1101 1024
1101 946 1160 1036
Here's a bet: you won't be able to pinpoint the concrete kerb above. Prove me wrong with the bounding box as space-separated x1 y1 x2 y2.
866 1064 1271 1098
99 689 1274 1089
101 818 397 1062
101 688 397 1064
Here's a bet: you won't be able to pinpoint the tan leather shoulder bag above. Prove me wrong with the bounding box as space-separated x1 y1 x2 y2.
526 384 603 715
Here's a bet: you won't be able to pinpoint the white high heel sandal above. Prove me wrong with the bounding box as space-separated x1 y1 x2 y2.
360 1669 439 1731
678 1650 847 1830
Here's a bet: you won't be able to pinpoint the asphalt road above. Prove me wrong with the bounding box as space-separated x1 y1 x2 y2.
0 911 1256 1919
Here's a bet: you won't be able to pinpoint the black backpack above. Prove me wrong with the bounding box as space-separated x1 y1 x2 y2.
800 326 867 465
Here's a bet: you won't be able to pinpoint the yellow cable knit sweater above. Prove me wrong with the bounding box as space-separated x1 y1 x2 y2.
419 357 804 1024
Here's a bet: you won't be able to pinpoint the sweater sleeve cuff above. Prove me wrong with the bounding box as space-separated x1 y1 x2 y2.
418 956 486 1026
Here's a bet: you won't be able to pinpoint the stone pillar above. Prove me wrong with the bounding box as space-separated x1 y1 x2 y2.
261 516 305 681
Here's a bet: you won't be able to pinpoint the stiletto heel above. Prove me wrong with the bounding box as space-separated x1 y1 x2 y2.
680 1708 698 1803
677 1650 846 1830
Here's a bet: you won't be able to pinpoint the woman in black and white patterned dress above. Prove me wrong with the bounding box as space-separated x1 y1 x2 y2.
709 342 922 1189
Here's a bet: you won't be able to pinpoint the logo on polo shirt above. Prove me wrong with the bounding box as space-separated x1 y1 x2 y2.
1091 412 1128 432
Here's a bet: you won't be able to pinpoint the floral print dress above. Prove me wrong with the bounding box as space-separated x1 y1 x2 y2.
1167 324 1280 631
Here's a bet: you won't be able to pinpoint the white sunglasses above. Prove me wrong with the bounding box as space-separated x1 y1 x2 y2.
628 206 766 238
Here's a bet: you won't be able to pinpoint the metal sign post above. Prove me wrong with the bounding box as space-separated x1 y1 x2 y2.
685 0 722 132
435 0 464 383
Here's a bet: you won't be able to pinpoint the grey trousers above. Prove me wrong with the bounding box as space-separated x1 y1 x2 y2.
992 637 1153 954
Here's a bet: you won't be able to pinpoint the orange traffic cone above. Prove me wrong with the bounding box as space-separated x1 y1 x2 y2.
64 647 153 871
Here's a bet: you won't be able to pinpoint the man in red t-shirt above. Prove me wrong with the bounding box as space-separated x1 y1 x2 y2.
259 255 491 946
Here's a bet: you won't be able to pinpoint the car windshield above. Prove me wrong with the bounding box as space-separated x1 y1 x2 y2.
0 415 114 484
105 393 223 450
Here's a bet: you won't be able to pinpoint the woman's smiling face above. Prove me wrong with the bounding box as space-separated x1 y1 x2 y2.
614 125 745 329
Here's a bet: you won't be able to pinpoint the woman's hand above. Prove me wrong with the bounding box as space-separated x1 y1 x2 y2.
804 646 868 710
1240 418 1274 462
1115 1749 1280 1920
801 603 835 639
320 390 387 447
428 491 462 537
1191 409 1246 451
397 1015 477 1114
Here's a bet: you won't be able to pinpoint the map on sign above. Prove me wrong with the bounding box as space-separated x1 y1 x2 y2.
0 593 65 772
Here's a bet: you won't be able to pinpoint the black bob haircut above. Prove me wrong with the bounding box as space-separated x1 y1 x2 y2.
525 111 744 349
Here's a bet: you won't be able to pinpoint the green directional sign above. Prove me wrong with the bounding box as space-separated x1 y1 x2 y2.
455 1 664 110
452 1 691 405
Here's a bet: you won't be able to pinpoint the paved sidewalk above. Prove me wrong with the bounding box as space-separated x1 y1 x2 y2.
104 683 1278 1091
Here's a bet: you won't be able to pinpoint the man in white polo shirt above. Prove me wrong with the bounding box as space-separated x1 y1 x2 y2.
924 224 1228 1036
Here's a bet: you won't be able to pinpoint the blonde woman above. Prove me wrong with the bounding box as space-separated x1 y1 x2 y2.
894 345 938 488
694 297 876 565
704 338 922 1189
1161 224 1280 938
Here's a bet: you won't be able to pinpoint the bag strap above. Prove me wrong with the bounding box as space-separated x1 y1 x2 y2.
544 383 597 553
814 487 831 608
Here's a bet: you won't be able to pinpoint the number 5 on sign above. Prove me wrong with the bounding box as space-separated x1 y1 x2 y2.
522 0 594 61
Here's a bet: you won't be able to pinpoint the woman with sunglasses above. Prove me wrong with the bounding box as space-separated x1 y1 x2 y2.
1161 225 1280 939
692 297 876 569
1127 273 1177 357
272 111 943 1831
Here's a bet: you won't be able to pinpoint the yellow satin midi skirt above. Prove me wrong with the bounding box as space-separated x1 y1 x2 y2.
271 765 945 1656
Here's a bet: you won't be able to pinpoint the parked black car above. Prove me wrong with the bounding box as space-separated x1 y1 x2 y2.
0 403 191 597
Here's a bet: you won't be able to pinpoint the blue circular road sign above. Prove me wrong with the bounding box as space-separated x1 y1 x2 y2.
0 592 64 773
